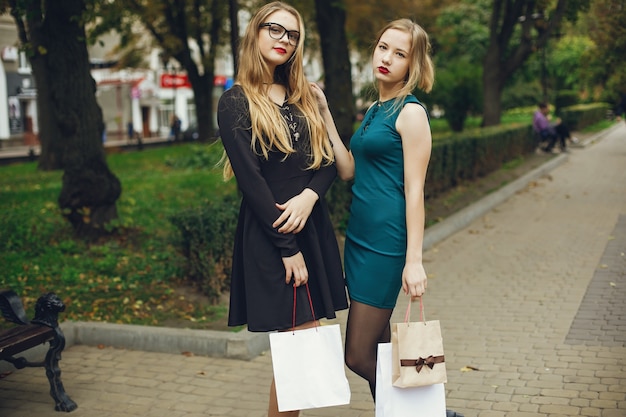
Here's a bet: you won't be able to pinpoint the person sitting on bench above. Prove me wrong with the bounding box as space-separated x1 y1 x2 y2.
532 101 578 153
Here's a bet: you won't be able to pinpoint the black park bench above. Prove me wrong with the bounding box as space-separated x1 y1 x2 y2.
0 289 77 412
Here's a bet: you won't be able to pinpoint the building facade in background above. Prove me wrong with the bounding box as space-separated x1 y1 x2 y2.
1 11 370 147
0 15 39 146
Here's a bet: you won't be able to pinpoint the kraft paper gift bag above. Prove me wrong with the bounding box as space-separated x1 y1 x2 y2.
392 298 447 388
269 285 351 412
376 343 446 417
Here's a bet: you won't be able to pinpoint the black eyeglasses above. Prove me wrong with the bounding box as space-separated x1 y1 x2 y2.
259 22 300 46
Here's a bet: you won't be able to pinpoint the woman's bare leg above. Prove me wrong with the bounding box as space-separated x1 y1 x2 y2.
268 378 299 417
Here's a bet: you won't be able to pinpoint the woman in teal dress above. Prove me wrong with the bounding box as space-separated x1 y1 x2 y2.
312 18 434 399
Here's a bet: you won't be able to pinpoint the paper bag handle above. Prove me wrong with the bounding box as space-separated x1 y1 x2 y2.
404 296 425 324
292 283 317 333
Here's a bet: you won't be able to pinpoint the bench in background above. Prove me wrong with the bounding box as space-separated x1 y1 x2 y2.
0 289 77 412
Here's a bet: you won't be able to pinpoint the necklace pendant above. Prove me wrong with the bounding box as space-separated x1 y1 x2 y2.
293 132 300 141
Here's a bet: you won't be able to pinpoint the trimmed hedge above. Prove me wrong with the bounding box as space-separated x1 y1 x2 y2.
558 103 610 131
425 124 535 198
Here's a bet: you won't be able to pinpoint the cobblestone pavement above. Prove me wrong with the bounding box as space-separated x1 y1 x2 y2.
1 123 625 417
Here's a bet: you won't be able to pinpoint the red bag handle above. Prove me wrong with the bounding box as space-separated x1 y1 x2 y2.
292 283 317 333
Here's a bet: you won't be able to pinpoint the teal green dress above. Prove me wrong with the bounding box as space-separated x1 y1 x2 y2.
344 95 425 309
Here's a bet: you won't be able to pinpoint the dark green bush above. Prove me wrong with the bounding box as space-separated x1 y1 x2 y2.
429 60 483 132
169 194 239 303
425 124 534 199
555 90 579 112
502 81 542 110
558 103 610 131
326 179 352 234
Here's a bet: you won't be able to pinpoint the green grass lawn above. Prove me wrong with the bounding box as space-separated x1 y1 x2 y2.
0 142 236 329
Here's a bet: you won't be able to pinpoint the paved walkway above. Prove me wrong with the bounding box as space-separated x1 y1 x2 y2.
1 123 625 417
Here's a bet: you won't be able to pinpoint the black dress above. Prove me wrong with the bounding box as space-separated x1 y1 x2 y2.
217 85 348 332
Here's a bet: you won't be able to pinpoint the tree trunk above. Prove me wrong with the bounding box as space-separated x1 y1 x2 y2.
481 47 506 127
27 0 121 238
315 0 355 145
189 72 215 140
228 0 239 77
177 0 222 142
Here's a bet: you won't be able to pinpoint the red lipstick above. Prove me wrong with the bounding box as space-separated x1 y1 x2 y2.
378 66 389 74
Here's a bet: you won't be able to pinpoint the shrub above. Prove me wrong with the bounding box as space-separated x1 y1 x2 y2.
555 90 579 112
425 124 534 198
169 194 239 303
558 103 610 131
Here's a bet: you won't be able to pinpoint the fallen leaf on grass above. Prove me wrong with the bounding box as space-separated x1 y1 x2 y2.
181 351 194 357
460 365 480 372
0 371 13 379
610 282 617 287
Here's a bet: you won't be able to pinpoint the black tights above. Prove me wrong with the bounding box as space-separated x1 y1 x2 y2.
344 300 393 400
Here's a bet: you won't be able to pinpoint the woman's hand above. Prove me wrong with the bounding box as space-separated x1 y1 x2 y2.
273 188 319 233
283 252 308 286
402 262 427 301
309 82 329 114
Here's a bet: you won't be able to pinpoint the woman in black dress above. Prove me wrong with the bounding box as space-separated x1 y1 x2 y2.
217 2 348 415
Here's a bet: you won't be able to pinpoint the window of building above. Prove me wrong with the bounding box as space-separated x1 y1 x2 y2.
18 51 31 74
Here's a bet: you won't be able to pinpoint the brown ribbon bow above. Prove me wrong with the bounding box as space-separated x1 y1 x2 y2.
400 355 445 372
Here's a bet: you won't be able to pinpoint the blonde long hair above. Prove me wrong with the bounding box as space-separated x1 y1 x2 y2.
223 1 332 180
373 19 435 111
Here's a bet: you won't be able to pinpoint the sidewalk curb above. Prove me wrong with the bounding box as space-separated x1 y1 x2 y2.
62 321 269 361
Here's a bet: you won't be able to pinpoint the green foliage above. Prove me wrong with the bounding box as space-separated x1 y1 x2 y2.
435 0 490 63
583 0 626 101
164 143 224 170
558 102 610 130
326 179 352 234
426 125 535 198
554 90 579 112
0 143 235 328
169 195 239 304
550 36 595 91
429 59 483 132
501 80 542 110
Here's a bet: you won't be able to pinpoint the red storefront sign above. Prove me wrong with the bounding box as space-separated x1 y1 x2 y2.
160 73 191 89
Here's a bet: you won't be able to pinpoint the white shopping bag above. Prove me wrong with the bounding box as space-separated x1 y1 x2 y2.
376 343 446 417
270 323 351 412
